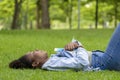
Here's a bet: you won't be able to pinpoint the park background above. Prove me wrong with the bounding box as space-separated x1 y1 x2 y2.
0 0 120 80
0 0 120 30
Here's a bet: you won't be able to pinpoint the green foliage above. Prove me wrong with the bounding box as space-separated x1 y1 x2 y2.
98 2 114 24
21 0 36 20
49 4 66 22
1 29 120 80
0 0 120 29
0 0 14 18
0 0 14 29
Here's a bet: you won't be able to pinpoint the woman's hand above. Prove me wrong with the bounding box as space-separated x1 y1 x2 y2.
64 42 80 51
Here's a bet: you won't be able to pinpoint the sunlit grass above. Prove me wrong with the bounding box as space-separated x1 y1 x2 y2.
1 29 120 80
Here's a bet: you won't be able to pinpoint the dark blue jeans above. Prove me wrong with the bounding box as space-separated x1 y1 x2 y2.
91 23 120 71
103 23 120 70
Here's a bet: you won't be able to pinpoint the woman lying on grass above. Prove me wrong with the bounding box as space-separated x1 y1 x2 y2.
9 24 120 71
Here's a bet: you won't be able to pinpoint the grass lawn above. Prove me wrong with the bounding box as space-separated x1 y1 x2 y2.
0 29 120 80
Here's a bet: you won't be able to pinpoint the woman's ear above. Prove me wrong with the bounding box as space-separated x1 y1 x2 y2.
32 61 40 68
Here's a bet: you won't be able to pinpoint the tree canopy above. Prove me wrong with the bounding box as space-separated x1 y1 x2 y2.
0 0 120 30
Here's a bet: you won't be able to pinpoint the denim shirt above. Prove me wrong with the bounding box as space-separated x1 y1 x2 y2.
42 47 91 71
42 39 95 71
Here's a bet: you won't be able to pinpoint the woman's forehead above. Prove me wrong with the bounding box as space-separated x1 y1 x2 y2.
25 50 47 58
34 50 47 54
34 50 46 53
25 52 34 59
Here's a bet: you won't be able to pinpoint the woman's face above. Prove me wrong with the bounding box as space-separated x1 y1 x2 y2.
25 50 48 67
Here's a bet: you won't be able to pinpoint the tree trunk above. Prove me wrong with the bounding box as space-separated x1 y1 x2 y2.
24 0 28 29
30 20 33 29
11 0 22 29
78 0 80 29
114 0 118 27
41 0 50 29
95 0 98 29
68 0 72 29
36 0 41 29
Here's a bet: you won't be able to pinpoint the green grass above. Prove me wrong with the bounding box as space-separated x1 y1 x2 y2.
0 29 120 80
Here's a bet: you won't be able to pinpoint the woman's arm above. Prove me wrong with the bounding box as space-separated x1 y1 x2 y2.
42 56 84 71
54 39 83 57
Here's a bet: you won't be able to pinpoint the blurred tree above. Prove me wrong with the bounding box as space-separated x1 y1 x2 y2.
40 0 50 29
0 0 119 30
11 0 23 29
36 0 41 29
68 0 72 29
78 0 80 29
0 0 14 29
95 0 98 29
86 0 98 29
59 0 73 29
36 0 50 29
22 0 36 29
114 0 119 27
98 0 120 27
23 0 28 29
